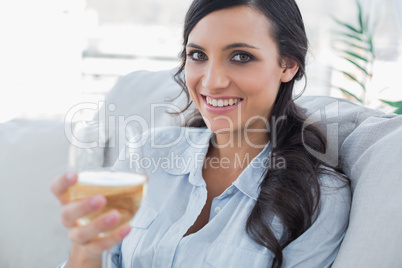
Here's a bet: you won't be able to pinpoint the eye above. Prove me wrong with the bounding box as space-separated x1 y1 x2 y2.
231 53 253 63
187 51 208 61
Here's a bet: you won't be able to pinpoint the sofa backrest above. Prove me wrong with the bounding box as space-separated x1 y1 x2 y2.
88 69 401 267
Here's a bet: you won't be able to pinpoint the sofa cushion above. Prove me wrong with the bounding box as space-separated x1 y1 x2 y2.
100 69 185 166
332 114 402 267
0 119 71 267
295 96 383 169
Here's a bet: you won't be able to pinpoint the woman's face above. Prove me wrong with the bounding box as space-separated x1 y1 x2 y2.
185 6 297 136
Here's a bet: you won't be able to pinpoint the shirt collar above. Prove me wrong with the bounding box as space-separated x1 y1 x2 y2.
233 142 272 201
164 128 213 176
163 127 272 200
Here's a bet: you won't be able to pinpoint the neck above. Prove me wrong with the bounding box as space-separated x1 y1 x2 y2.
207 130 269 171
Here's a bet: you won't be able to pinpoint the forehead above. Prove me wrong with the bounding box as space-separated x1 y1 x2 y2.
187 5 274 46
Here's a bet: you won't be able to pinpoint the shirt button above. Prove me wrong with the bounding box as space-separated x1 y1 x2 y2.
214 206 221 214
227 188 234 195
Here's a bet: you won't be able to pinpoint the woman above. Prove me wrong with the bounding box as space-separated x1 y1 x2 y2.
52 0 351 267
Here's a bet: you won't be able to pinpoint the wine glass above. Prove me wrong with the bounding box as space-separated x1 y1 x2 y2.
68 170 147 268
68 120 107 171
68 120 147 268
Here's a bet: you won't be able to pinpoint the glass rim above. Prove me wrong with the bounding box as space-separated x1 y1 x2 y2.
76 169 148 186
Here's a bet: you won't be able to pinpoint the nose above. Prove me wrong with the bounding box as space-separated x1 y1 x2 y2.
201 61 230 91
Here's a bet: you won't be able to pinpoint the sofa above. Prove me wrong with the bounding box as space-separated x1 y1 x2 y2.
1 69 401 267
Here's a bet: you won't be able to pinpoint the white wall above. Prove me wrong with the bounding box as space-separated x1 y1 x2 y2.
0 0 85 123
0 0 401 123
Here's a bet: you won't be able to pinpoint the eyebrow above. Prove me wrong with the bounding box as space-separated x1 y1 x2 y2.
186 42 259 51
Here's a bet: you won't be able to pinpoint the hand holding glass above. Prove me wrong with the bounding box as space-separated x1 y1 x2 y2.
68 120 147 267
68 170 147 267
68 170 147 233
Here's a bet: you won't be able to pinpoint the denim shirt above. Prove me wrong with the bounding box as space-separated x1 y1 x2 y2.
59 126 351 268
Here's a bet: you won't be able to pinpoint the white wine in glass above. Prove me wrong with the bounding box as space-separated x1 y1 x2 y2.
68 119 147 267
68 170 147 268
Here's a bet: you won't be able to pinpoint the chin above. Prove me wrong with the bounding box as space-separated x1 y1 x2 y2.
205 121 239 135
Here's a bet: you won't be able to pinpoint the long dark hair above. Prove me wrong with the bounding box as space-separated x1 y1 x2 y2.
174 0 346 267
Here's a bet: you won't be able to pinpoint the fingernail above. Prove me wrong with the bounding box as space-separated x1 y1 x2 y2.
104 210 119 226
120 225 131 238
89 195 104 209
65 171 76 183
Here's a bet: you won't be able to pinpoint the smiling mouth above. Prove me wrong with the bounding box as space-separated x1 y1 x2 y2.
203 95 243 107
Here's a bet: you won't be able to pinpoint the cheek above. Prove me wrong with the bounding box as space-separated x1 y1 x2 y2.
185 64 198 90
259 67 282 95
238 68 281 115
239 71 280 97
184 65 201 102
239 61 282 86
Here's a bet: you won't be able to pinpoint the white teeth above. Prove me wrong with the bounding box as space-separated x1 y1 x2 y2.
206 96 242 107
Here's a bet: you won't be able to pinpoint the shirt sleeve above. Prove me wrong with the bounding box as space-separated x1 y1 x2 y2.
56 243 122 268
281 173 351 268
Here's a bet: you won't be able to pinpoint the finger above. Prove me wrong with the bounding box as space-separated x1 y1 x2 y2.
87 224 132 254
51 171 78 204
68 209 122 245
61 195 106 228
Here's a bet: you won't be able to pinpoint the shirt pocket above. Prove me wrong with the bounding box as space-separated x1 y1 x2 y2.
130 202 159 229
122 203 159 268
205 243 273 268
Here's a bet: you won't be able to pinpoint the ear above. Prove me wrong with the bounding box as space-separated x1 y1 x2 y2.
280 59 299 83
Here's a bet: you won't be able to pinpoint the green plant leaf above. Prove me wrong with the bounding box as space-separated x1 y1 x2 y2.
337 70 366 91
332 30 363 41
334 39 370 52
341 50 369 62
380 100 402 108
333 17 362 34
337 32 366 43
363 9 369 32
394 106 402 114
331 0 379 107
368 36 375 56
357 0 364 33
336 87 363 103
343 57 370 76
382 100 402 114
